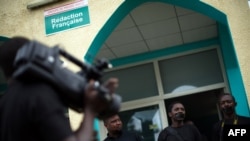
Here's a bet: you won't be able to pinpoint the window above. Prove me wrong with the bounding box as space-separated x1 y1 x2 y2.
103 63 158 102
100 46 226 141
159 49 224 94
119 105 162 141
104 47 224 100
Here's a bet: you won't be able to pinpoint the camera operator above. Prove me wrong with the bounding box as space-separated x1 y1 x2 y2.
0 36 119 141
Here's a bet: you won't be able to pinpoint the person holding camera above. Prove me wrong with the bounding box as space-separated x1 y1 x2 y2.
157 101 202 141
0 36 119 141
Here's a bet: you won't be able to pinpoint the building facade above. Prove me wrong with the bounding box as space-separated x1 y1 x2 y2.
1 0 250 140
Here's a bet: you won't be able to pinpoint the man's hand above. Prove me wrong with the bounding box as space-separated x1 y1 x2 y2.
103 78 119 94
69 78 119 141
83 78 119 115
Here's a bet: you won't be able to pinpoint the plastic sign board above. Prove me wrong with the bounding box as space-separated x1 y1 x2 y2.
44 0 90 35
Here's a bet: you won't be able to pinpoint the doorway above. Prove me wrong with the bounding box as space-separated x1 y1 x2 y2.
87 0 250 139
164 89 223 141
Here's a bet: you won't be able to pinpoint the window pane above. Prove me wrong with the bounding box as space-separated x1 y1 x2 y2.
119 105 162 141
159 49 224 93
103 63 158 102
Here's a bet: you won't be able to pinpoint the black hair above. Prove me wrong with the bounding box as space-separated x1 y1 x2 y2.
167 101 184 113
0 36 30 79
102 113 120 124
217 93 236 103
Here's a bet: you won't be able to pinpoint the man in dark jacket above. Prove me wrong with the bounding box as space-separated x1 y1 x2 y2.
211 93 250 141
158 101 202 141
103 114 143 141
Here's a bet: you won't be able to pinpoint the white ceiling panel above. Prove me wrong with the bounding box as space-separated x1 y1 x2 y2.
179 13 216 31
114 15 136 31
175 6 195 16
146 33 183 50
138 18 180 39
182 25 218 43
106 27 143 47
131 3 176 25
96 48 116 60
96 2 218 60
112 41 149 57
100 44 108 49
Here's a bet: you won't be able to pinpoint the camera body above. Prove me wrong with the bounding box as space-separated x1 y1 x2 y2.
13 40 121 119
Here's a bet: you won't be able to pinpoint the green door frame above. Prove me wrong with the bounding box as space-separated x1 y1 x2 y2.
84 0 250 117
0 36 9 95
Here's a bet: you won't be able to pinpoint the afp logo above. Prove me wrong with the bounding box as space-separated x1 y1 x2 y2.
223 125 249 141
228 129 246 136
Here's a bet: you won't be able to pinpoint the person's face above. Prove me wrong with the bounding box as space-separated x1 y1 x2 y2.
105 115 123 133
219 95 236 115
169 103 186 121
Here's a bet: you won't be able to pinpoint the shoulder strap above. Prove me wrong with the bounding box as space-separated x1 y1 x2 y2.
166 127 184 141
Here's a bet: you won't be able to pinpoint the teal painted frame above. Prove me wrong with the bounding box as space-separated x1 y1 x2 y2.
84 0 250 117
218 23 250 116
0 36 9 41
110 38 219 66
0 36 9 94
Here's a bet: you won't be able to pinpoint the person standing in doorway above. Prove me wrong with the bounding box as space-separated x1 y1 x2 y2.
103 114 144 141
157 101 202 141
211 93 250 141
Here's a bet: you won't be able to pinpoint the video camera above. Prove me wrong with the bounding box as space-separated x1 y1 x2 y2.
12 40 121 119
